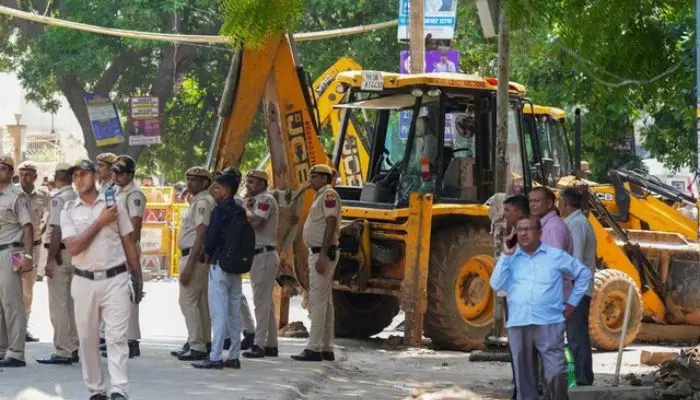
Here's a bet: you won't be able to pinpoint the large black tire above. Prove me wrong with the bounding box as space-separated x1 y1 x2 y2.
589 269 643 351
334 290 400 338
424 225 494 351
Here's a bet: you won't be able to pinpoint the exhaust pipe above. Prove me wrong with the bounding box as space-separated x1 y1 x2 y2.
574 108 582 177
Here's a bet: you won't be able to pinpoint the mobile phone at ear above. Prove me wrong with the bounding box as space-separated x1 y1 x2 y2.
506 234 518 249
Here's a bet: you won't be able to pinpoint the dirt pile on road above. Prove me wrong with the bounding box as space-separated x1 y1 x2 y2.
279 321 309 338
626 345 700 399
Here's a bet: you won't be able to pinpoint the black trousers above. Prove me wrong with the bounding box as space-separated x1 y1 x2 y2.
565 295 594 385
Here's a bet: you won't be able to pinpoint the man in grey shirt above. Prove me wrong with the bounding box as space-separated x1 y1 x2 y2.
559 187 596 386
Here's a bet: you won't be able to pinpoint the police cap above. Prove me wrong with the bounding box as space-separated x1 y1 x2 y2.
96 153 117 165
68 159 97 174
185 166 212 181
112 155 136 174
18 161 37 171
309 164 334 177
246 170 269 183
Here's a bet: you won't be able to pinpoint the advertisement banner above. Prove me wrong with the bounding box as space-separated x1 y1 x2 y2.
128 96 162 146
84 93 125 147
399 50 461 140
398 0 457 41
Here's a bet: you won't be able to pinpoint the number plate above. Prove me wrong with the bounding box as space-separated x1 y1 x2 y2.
361 71 384 91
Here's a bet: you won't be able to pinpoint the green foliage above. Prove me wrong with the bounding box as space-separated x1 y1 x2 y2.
220 0 302 48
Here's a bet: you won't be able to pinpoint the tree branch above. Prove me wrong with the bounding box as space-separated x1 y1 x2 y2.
1 0 46 38
150 44 196 100
93 48 150 94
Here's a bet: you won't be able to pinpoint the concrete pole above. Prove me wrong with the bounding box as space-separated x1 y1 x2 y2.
494 1 509 193
409 0 425 74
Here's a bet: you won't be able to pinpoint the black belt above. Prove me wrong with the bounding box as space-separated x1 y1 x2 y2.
181 248 191 256
254 246 275 255
311 246 338 254
73 264 127 281
43 243 67 250
0 242 23 252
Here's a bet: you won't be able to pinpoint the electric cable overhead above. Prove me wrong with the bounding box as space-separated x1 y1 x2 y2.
0 5 398 44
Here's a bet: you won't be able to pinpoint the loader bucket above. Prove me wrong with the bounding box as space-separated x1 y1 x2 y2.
612 229 700 325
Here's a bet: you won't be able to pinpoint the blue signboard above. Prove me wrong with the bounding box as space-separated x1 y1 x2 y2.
84 93 124 147
398 0 457 41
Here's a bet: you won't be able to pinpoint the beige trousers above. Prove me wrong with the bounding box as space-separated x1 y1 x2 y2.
48 250 79 357
178 254 210 353
241 294 255 334
72 271 131 397
0 247 26 360
21 246 40 324
250 250 280 347
306 251 338 353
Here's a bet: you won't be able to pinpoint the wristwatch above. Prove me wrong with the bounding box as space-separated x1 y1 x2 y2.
23 253 33 260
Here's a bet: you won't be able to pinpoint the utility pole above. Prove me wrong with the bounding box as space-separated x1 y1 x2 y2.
494 1 509 193
409 0 425 74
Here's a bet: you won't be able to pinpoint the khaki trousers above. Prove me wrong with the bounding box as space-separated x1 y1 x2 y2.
48 250 79 357
306 251 338 352
178 254 210 353
241 294 255 334
250 250 280 347
0 247 26 361
72 271 131 397
21 246 40 324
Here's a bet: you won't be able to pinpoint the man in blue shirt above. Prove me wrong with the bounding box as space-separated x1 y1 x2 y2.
491 216 592 400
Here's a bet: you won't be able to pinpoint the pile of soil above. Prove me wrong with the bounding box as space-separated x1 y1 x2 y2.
626 345 700 400
403 386 480 400
279 321 309 338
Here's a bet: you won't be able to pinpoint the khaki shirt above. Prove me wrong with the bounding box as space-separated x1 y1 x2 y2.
178 191 215 250
0 184 33 245
250 190 278 248
43 185 77 244
24 185 49 242
60 193 133 271
302 185 341 248
97 180 114 194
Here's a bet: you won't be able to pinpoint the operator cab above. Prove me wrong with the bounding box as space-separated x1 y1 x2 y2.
332 72 529 209
523 105 574 187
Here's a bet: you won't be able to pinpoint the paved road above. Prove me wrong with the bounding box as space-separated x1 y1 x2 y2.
1 281 668 400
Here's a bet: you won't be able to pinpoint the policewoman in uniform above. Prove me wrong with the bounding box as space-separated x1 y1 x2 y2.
173 166 215 361
106 155 146 359
0 155 35 368
17 161 49 343
242 170 280 358
61 159 142 400
292 164 341 362
37 162 80 365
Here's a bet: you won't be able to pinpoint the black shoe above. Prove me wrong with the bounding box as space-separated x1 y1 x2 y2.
205 342 211 353
171 342 189 357
25 332 39 342
241 332 254 350
264 347 278 357
99 343 107 352
72 349 80 363
35 275 43 282
192 358 223 369
36 354 73 365
177 350 207 361
89 394 108 400
110 393 127 400
291 349 322 362
129 341 140 358
99 337 106 345
224 359 241 369
242 345 265 359
0 357 26 367
321 351 335 361
223 337 232 350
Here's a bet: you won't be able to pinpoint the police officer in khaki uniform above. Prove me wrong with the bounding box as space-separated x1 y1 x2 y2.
292 164 341 362
0 155 35 367
61 159 142 400
242 170 280 358
104 155 146 360
96 153 117 193
16 161 49 343
36 162 80 365
173 167 215 361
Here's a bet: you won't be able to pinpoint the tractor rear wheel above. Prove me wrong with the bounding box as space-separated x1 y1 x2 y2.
334 290 400 338
424 225 494 351
589 269 643 351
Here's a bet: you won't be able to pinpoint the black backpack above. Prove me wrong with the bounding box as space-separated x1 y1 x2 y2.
216 202 256 274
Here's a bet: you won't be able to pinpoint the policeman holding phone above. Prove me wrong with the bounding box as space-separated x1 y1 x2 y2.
61 159 142 400
292 164 341 362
